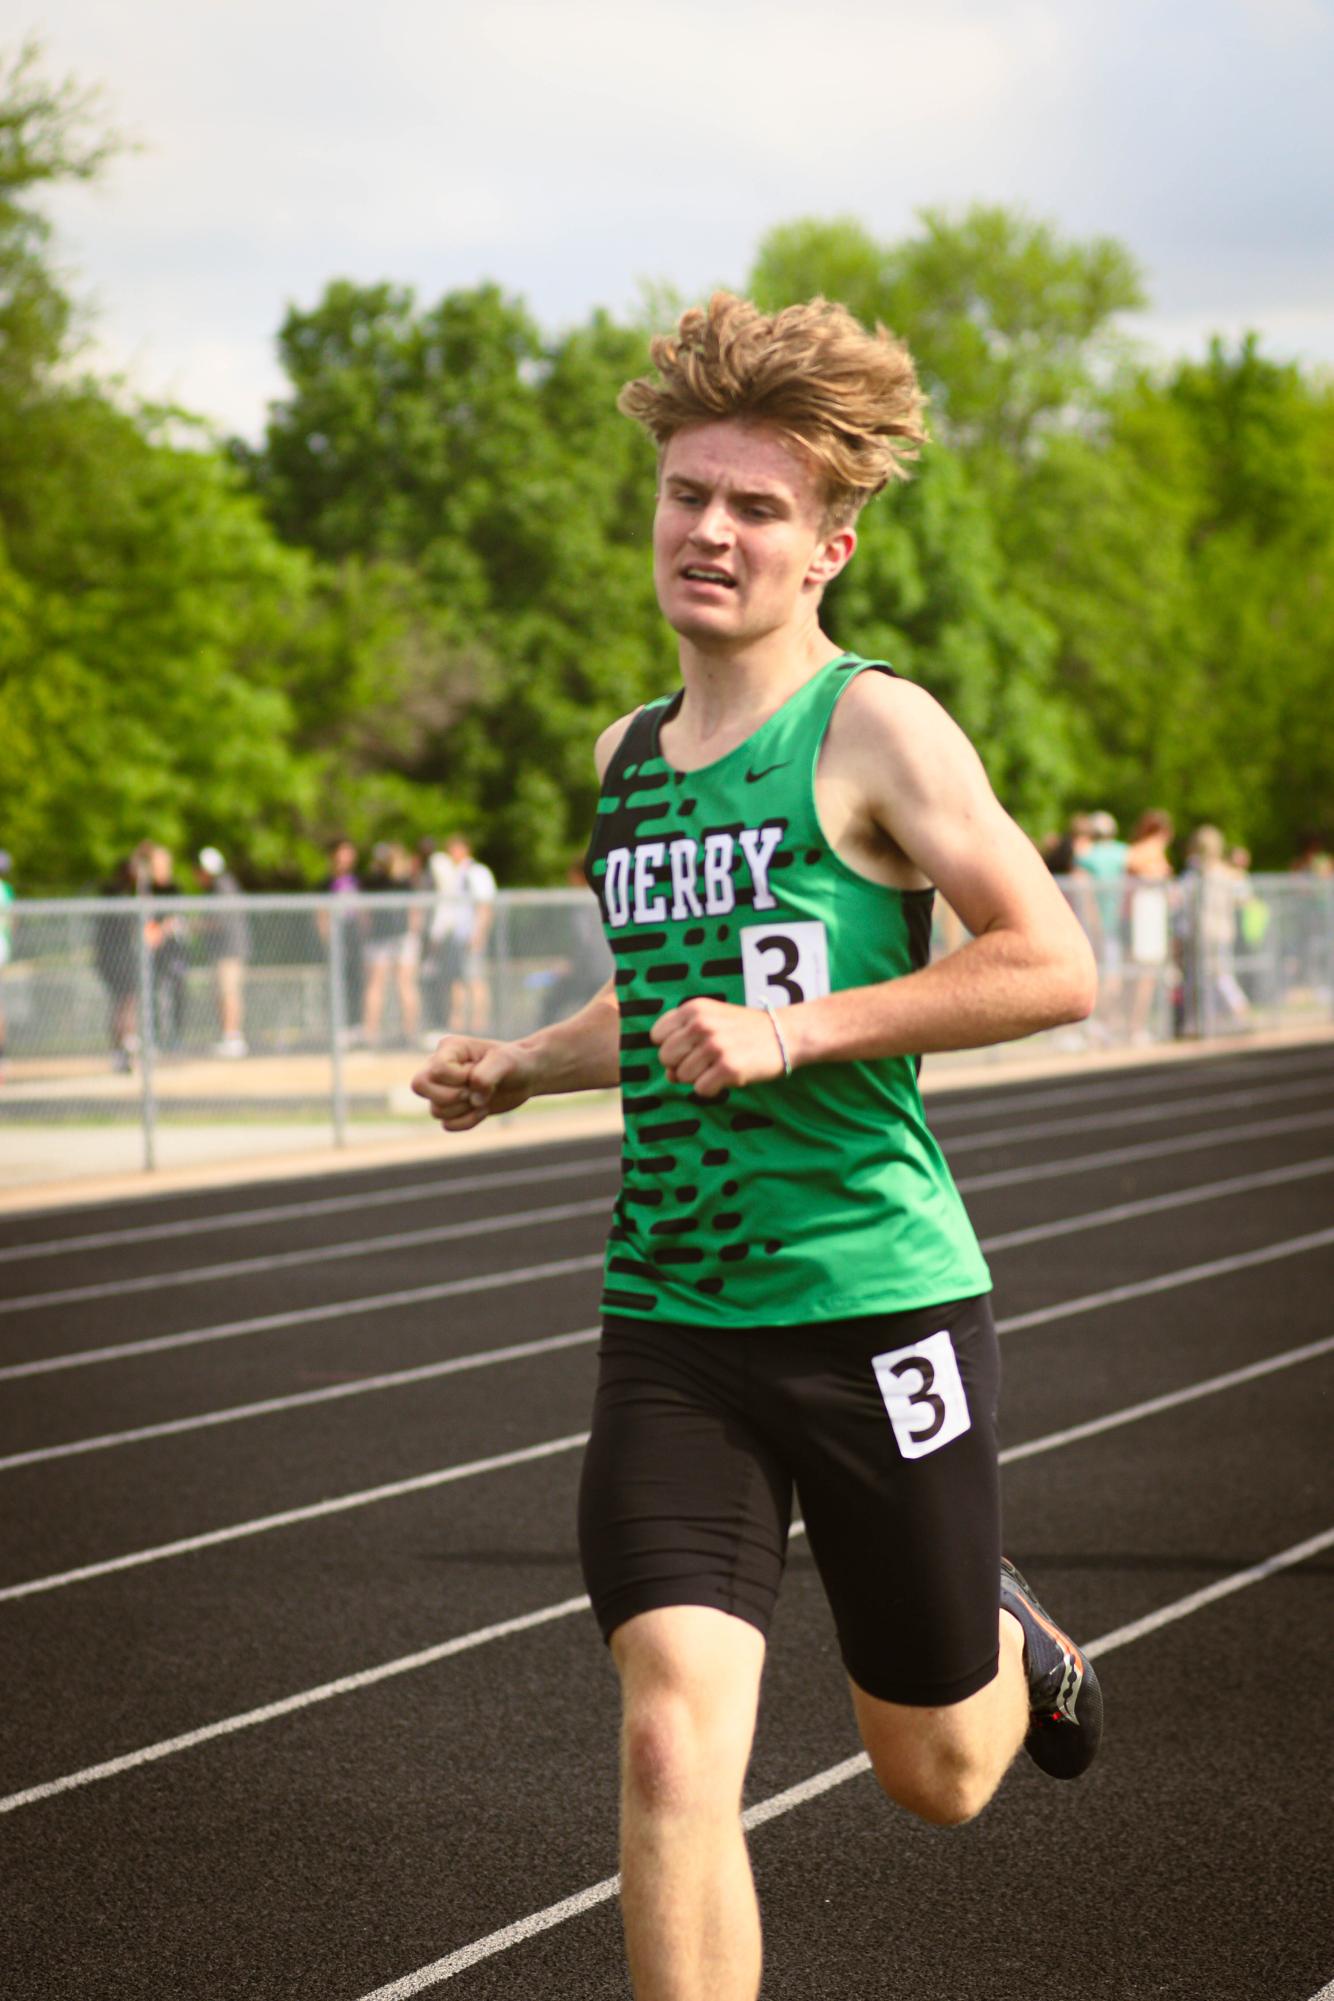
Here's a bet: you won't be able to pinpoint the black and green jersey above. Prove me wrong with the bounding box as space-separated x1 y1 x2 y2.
586 653 991 1327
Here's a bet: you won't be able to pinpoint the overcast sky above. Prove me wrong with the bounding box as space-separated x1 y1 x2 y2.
27 0 1334 440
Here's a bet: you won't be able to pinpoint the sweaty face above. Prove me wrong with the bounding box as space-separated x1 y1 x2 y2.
652 422 850 651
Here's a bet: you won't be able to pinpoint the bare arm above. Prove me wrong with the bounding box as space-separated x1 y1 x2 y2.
788 675 1096 1061
411 979 622 1130
653 677 1096 1097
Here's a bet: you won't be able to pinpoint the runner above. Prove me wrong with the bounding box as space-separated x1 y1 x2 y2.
413 291 1102 2001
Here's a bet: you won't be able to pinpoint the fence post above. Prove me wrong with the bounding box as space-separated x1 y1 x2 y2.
493 893 512 1039
327 901 348 1150
136 902 159 1172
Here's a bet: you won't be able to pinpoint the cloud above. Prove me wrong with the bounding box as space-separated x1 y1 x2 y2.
25 0 1334 437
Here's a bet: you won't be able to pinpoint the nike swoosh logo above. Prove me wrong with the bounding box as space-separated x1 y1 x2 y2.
745 762 788 783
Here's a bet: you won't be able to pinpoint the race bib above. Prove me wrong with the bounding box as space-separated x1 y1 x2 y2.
740 921 830 1009
871 1329 972 1460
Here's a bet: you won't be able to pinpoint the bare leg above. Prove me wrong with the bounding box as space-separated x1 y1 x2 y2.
396 960 419 1041
852 1608 1028 1825
111 993 137 1064
612 1606 766 2001
362 959 387 1042
217 959 244 1039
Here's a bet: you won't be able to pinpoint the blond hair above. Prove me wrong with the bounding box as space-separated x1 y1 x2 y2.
618 291 927 528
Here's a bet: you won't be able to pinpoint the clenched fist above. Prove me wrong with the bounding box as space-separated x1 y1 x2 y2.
650 998 788 1098
411 1035 539 1131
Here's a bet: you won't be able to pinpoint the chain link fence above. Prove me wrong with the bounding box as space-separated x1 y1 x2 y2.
0 876 1329 1190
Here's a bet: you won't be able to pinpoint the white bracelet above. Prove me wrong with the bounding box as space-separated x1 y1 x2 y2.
762 1004 793 1078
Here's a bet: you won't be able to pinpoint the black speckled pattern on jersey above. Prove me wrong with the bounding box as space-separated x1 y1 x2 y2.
586 654 991 1326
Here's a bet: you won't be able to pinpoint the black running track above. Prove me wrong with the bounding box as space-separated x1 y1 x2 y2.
4 1041 1332 2001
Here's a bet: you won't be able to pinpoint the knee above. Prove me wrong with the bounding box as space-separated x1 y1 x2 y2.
868 1739 999 1828
621 1687 718 1817
613 1607 763 1819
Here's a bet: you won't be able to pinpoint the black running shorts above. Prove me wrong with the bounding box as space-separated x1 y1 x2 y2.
577 1294 1001 1707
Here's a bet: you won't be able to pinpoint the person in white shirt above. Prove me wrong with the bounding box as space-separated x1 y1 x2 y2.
444 832 496 1033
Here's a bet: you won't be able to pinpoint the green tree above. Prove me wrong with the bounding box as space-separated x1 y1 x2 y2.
1007 339 1334 860
0 39 118 400
0 46 348 888
245 283 672 879
824 449 1073 830
0 391 322 885
752 206 1145 459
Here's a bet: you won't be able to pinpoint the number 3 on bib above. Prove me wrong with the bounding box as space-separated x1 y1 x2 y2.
871 1329 972 1460
741 921 830 1009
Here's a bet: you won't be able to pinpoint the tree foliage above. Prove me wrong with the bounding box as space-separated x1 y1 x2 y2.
751 207 1145 458
0 39 118 399
1 46 1329 890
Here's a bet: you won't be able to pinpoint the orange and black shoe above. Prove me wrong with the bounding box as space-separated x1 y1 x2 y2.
1000 1558 1103 1780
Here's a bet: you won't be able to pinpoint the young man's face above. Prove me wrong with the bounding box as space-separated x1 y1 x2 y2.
652 420 854 653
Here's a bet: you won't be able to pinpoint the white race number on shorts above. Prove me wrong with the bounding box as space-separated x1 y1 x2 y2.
740 921 830 1009
871 1329 971 1461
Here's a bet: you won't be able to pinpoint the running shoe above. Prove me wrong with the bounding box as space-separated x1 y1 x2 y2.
1000 1557 1103 1780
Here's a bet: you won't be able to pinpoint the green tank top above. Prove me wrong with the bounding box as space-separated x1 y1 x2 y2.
586 653 991 1326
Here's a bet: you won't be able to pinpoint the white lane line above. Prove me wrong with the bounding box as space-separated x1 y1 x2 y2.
0 1155 620 1267
0 1320 601 1473
350 1527 1334 1997
942 1074 1321 1157
8 1149 1329 1321
996 1226 1334 1336
4 1043 1325 1268
927 1043 1334 1128
0 1197 613 1316
5 1348 1330 1819
1305 1981 1334 2001
9 1107 1334 1387
8 1224 1334 1475
354 1752 880 2001
0 1254 604 1385
958 1105 1334 1193
997 1334 1334 1465
6 1329 1330 1604
1081 1525 1334 1655
0 1426 594 1603
979 1154 1334 1251
0 1595 595 1818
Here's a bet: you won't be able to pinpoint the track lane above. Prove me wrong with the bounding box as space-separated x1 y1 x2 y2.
4 1155 1330 1468
5 1299 1329 1830
348 1529 1334 2001
4 1042 1331 2001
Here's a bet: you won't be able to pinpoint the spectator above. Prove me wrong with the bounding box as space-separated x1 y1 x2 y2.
1040 813 1094 877
1126 810 1174 880
0 850 13 1080
1123 811 1175 1042
138 842 189 1050
94 856 140 1071
443 831 497 1034
1079 809 1129 880
1290 830 1333 876
1038 829 1070 873
1072 812 1127 1032
1183 825 1249 1029
196 846 250 1057
361 842 421 1046
1228 846 1273 1007
320 837 364 1040
421 841 464 1037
